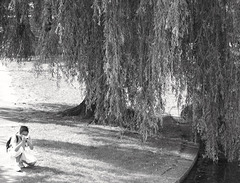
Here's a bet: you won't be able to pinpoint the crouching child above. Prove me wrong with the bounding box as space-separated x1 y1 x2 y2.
7 125 37 172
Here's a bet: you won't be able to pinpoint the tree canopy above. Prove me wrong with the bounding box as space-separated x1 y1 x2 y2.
1 0 240 161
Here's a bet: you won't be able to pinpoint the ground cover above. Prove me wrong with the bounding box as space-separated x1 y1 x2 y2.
0 61 193 183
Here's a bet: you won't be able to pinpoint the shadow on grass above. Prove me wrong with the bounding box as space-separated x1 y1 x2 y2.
0 166 17 183
0 104 90 127
21 165 85 183
0 104 192 140
22 165 66 174
0 103 195 182
0 164 85 183
34 138 166 174
23 165 84 178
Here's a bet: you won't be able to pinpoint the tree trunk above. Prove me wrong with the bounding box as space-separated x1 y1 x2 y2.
60 99 96 119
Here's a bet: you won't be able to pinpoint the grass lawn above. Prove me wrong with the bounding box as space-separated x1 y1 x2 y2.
0 61 192 183
0 105 189 183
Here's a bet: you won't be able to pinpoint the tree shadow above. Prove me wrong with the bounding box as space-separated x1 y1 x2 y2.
0 104 192 141
22 165 84 178
34 138 168 175
0 103 194 182
0 103 90 127
78 125 142 147
0 166 18 183
0 159 85 183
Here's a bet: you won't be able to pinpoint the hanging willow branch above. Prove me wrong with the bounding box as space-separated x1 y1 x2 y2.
0 0 35 59
165 0 240 161
1 0 240 161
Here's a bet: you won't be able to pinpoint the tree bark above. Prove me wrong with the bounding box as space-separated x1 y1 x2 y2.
60 99 95 119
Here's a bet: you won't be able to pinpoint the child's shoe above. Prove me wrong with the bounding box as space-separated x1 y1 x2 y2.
14 164 22 172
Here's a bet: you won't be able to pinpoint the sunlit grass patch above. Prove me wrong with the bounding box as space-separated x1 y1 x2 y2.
0 113 179 183
0 61 193 183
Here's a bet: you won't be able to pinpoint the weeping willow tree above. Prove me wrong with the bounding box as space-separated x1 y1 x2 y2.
173 0 240 161
0 0 35 58
1 0 240 161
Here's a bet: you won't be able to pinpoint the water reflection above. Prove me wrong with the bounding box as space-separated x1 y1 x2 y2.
183 157 240 183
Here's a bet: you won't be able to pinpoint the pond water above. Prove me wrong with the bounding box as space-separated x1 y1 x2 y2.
183 152 240 183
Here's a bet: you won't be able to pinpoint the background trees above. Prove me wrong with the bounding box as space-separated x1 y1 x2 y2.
1 0 240 161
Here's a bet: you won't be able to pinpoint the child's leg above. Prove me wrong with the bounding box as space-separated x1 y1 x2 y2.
15 154 21 163
15 154 25 168
22 161 36 166
10 154 23 171
9 147 24 171
20 151 37 166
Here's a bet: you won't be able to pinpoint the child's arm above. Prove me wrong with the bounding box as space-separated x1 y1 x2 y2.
12 136 25 152
26 136 34 150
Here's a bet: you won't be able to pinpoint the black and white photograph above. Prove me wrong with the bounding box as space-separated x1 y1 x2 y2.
0 0 239 183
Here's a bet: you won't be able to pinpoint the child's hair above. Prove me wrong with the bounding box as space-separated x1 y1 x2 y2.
19 125 29 134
